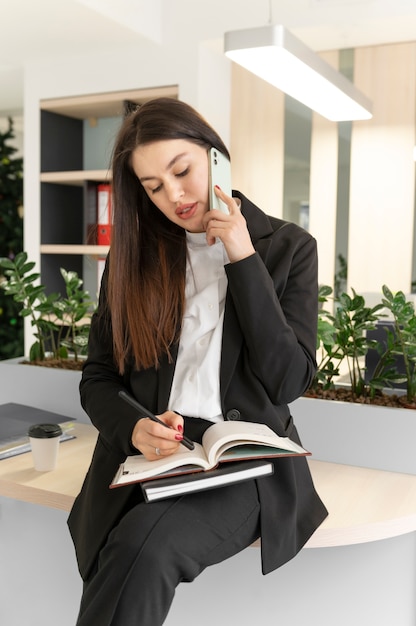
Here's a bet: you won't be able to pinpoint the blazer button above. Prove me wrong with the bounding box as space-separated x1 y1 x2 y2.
226 409 241 421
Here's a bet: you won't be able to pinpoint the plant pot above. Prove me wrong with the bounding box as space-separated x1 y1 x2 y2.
291 396 416 475
0 357 90 424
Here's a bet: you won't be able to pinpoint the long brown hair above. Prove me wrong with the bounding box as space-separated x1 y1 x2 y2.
108 98 230 373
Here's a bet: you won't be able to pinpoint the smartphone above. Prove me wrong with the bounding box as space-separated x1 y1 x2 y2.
208 147 232 214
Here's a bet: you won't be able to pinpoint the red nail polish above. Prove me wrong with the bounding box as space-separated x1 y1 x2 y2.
215 184 221 190
177 424 183 433
175 433 183 441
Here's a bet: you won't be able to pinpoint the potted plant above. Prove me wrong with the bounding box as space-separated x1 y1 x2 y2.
0 252 94 422
308 285 414 407
292 285 416 474
0 118 24 360
0 251 93 369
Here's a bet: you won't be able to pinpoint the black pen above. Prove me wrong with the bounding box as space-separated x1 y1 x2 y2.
118 390 195 451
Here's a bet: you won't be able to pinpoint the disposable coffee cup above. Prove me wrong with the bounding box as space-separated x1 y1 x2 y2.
28 423 62 471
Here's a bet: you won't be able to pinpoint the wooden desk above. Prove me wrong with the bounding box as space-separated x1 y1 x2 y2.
1 422 416 549
305 459 416 548
0 423 97 510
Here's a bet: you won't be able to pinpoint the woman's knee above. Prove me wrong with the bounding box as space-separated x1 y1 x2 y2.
103 500 201 584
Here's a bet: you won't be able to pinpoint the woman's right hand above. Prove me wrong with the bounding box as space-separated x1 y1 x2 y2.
202 186 255 262
131 411 185 460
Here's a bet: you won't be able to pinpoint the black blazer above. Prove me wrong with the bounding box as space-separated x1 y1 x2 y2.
68 192 328 580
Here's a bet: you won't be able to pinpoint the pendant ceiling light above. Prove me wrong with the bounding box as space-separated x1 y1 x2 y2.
224 24 372 122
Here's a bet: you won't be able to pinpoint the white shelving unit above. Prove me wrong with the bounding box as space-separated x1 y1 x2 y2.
39 85 178 299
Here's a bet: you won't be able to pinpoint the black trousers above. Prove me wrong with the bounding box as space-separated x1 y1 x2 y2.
75 478 261 626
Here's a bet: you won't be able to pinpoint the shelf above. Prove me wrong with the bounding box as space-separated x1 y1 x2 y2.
40 85 178 119
41 245 110 256
40 170 111 186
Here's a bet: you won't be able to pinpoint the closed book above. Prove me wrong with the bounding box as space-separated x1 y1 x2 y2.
141 460 274 502
0 403 76 460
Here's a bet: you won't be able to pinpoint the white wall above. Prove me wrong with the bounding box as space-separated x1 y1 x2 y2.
348 42 416 294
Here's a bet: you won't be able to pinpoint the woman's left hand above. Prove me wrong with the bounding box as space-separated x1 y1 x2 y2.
202 186 255 263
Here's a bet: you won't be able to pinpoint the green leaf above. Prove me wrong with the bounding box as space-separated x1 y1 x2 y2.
29 341 43 362
14 252 28 269
21 262 36 274
0 257 15 270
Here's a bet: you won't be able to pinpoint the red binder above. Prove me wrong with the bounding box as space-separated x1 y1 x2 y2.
97 183 112 246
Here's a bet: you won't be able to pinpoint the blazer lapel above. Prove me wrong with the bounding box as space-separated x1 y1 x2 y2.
220 239 271 399
220 192 275 400
157 343 178 413
220 291 244 399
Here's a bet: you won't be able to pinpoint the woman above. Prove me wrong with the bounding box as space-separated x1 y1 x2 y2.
68 97 328 625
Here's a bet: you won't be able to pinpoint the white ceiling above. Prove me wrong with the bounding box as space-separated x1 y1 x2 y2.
1 0 416 116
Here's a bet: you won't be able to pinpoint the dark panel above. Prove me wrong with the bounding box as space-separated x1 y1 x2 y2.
41 183 83 244
365 321 406 390
41 110 83 172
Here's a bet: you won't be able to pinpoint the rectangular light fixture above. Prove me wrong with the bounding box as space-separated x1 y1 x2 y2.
224 25 372 122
